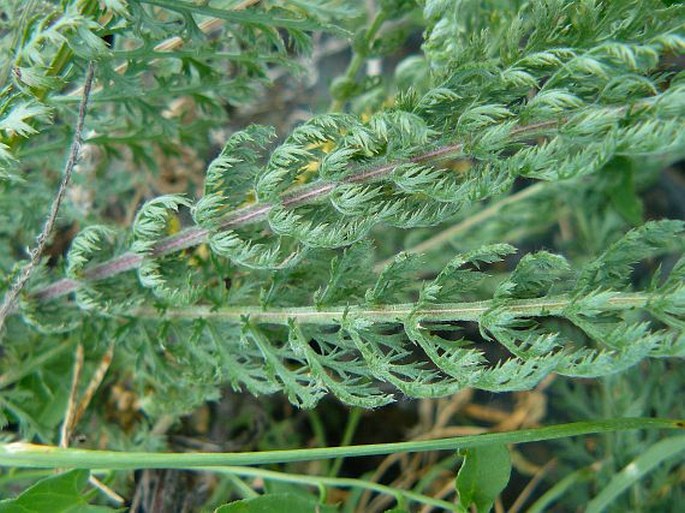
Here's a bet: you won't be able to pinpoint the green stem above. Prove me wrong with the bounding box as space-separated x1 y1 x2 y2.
210 465 454 511
0 418 680 469
306 409 329 474
308 409 328 449
330 9 387 112
134 292 651 326
224 473 260 499
328 407 363 478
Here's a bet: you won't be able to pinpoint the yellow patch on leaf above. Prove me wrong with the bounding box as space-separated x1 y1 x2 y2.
166 214 182 235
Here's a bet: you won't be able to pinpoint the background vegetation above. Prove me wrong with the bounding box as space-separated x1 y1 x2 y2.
0 0 683 511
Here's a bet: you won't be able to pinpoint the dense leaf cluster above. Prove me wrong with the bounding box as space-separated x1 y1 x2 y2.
0 0 683 433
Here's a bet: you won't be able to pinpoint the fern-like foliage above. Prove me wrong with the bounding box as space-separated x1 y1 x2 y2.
83 221 683 409
0 0 352 241
0 0 684 433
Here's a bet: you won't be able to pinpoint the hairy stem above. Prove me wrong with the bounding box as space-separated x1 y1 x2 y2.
329 7 387 112
0 62 96 335
134 292 649 325
31 119 560 304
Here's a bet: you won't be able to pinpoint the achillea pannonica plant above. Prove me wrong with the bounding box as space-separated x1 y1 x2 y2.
0 0 683 510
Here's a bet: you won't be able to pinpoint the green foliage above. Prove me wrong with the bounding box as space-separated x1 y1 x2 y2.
26 221 674 410
215 493 338 513
586 435 685 513
0 469 118 512
456 445 512 513
0 0 683 510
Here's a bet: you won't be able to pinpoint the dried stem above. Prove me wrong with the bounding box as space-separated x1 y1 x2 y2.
60 344 84 449
88 476 126 506
73 342 115 427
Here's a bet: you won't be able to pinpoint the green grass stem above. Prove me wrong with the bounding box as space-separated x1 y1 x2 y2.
0 418 680 470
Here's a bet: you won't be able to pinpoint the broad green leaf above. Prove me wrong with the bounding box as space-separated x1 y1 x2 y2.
0 469 118 512
455 444 512 513
215 493 338 513
263 479 320 499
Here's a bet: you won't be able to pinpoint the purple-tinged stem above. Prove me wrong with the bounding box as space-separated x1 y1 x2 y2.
31 119 560 303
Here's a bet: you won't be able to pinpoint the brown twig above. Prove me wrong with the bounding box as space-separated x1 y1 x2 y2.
0 62 96 335
73 342 115 427
59 341 122 505
60 344 84 449
88 475 126 506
